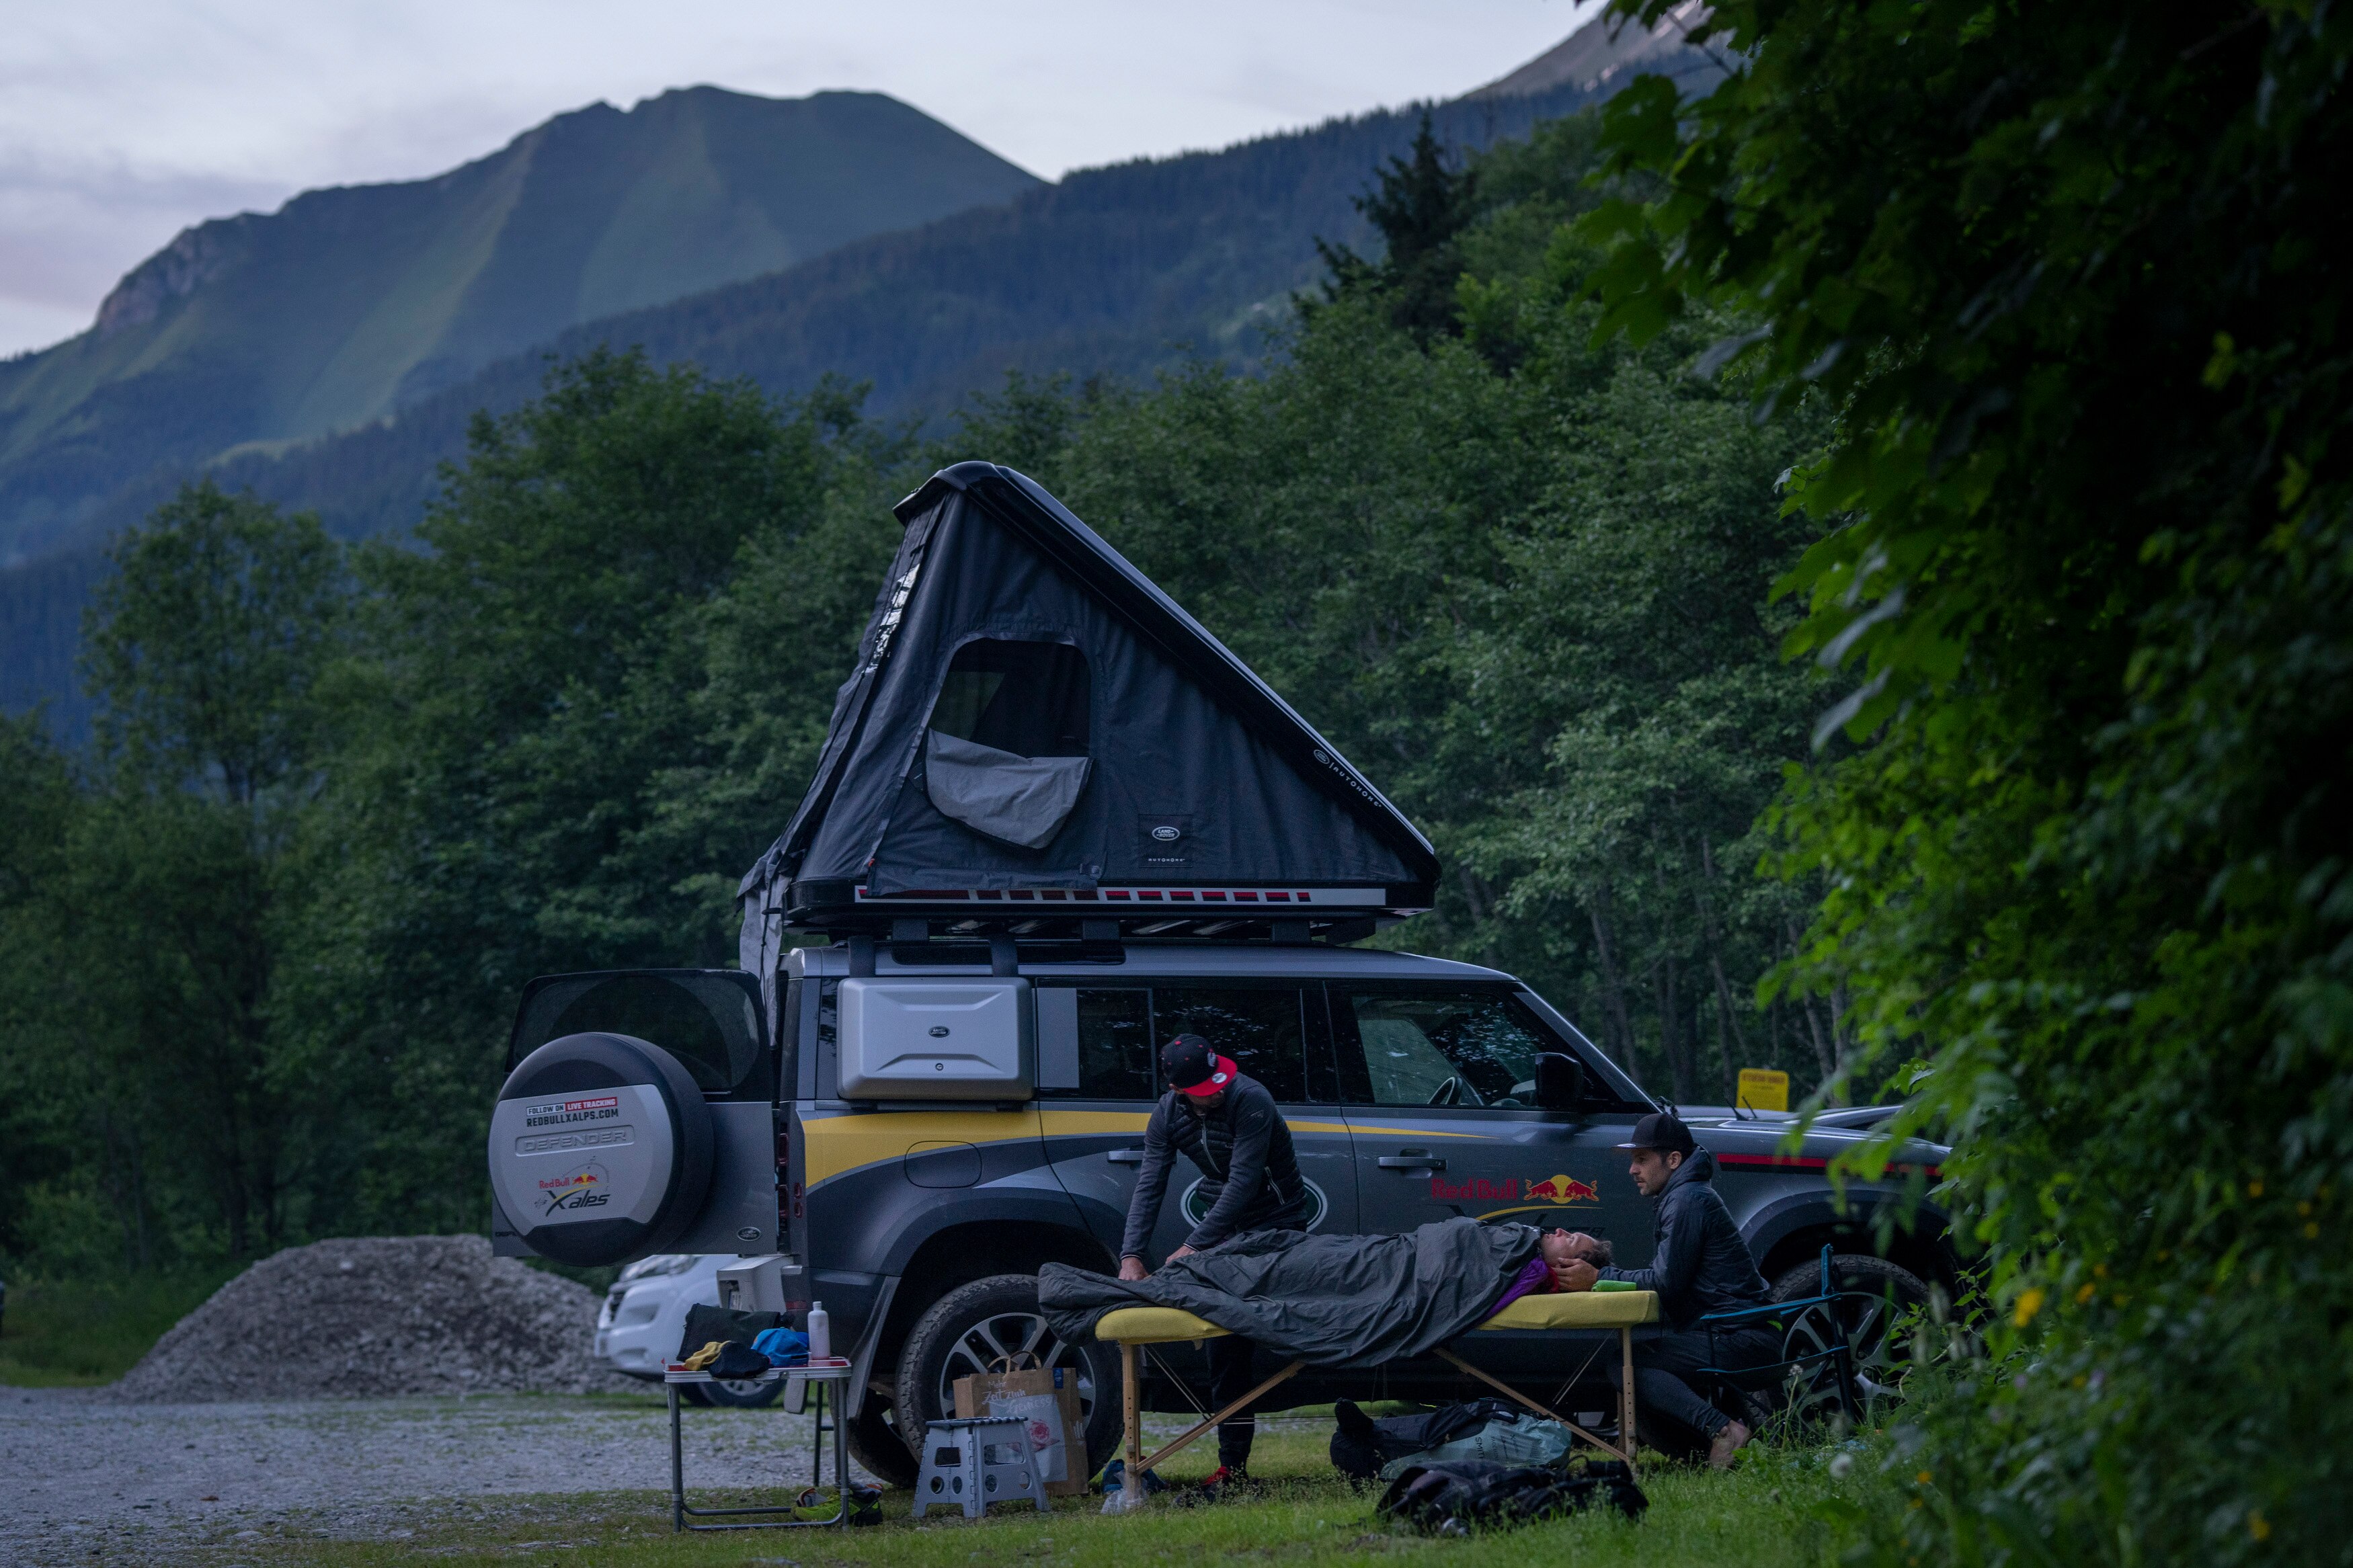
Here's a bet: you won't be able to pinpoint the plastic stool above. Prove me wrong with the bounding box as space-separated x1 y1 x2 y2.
910 1415 1049 1519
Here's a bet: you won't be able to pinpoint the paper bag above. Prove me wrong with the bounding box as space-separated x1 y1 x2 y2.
953 1364 1088 1495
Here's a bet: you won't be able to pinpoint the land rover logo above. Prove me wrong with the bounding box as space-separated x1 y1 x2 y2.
1312 749 1330 765
1180 1176 1329 1231
736 1226 762 1241
1151 825 1181 842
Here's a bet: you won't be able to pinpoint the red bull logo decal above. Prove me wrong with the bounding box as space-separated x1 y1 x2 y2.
1429 1172 1600 1204
536 1161 611 1214
1430 1177 1521 1202
1523 1173 1601 1204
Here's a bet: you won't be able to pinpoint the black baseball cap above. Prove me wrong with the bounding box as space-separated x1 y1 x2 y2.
1160 1034 1237 1098
1615 1112 1697 1156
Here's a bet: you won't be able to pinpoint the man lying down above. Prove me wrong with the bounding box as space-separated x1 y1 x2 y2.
1036 1216 1622 1372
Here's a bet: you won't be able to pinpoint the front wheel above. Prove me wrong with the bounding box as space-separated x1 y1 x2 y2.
1765 1253 1931 1429
893 1274 1121 1486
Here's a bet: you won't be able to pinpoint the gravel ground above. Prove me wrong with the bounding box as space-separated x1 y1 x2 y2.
109 1237 626 1403
0 1385 880 1566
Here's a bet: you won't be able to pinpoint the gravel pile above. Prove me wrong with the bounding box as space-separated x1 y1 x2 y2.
108 1235 632 1402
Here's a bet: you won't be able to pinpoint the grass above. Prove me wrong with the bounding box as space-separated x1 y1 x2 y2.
156 1419 1858 1566
0 1266 237 1386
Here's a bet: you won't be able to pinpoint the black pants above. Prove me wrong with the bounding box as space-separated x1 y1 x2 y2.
1606 1324 1779 1441
1205 1333 1262 1469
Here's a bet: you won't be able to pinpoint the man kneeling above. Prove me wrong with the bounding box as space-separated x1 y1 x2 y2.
1552 1114 1776 1467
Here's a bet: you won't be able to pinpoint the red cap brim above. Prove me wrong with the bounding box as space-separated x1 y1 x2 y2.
1176 1056 1239 1096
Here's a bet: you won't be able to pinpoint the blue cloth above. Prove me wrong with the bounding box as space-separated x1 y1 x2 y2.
751 1327 810 1368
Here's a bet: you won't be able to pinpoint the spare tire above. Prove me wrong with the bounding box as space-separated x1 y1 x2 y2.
487 1032 714 1266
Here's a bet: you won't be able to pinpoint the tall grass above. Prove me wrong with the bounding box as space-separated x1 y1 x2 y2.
0 1267 238 1386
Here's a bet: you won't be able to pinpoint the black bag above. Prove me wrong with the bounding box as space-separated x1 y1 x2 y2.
678 1304 785 1362
1330 1398 1529 1481
1375 1458 1648 1535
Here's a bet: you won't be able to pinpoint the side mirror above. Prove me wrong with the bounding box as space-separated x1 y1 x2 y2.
1533 1052 1587 1113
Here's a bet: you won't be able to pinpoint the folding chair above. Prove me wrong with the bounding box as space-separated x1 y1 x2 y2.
1689 1244 1861 1429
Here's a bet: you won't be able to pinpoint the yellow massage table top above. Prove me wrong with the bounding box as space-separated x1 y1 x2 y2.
1094 1288 1658 1345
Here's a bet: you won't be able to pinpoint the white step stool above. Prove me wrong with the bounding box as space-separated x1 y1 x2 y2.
911 1415 1049 1519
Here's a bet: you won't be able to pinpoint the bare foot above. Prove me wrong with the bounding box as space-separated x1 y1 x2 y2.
1707 1419 1752 1469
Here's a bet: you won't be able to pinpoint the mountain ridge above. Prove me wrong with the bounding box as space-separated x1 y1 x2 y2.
1 16 1718 739
0 86 1041 565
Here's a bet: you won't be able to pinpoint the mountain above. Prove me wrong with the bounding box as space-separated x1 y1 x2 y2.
1468 1 1718 98
1 14 1716 740
0 87 1041 567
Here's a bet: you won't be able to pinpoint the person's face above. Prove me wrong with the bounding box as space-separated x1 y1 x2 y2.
1539 1229 1599 1268
1627 1148 1681 1197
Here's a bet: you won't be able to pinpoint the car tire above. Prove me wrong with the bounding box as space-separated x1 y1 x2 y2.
893 1274 1121 1487
1766 1253 1932 1423
844 1390 920 1488
690 1376 785 1409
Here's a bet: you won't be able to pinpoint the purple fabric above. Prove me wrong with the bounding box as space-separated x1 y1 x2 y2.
1489 1255 1553 1314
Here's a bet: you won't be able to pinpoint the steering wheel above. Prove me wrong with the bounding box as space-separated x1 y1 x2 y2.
1427 1077 1464 1106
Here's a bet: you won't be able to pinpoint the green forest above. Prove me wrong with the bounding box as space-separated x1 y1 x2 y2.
4 1 2350 1563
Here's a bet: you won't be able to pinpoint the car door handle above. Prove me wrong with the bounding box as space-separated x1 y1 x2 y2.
1378 1153 1445 1170
1107 1149 1146 1165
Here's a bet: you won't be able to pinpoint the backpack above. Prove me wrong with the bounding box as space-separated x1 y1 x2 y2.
1331 1398 1571 1481
1375 1458 1648 1536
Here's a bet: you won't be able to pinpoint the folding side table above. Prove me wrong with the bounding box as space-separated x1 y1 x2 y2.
664 1357 855 1532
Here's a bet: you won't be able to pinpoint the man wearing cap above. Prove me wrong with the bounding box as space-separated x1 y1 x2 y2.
1559 1112 1776 1467
1115 1033 1312 1491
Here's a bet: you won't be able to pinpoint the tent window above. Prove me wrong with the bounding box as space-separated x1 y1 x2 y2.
931 640 1090 758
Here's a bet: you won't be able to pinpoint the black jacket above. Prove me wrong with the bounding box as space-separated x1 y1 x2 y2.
1599 1147 1769 1329
1120 1073 1310 1258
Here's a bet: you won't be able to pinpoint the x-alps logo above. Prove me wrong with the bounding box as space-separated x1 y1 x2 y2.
522 1094 621 1130
537 1161 612 1216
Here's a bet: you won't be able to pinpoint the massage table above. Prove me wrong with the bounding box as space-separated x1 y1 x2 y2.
1094 1288 1661 1495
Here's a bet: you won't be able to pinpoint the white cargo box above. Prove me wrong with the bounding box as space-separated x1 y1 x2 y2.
837 978 1033 1099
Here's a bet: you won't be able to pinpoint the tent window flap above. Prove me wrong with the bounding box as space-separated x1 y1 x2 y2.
924 638 1093 849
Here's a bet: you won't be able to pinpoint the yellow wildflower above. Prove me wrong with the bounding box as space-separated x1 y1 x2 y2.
2014 1287 2047 1327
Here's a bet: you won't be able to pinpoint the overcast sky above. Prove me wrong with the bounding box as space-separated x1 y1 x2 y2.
0 0 1598 358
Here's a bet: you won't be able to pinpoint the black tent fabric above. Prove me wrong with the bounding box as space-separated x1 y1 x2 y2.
736 463 1437 953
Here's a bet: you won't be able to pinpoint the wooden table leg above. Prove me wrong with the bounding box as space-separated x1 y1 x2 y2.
1139 1360 1304 1473
1122 1342 1144 1487
1620 1327 1637 1465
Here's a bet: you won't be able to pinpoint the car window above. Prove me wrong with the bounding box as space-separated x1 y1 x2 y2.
1334 987 1624 1110
1043 987 1156 1100
1151 986 1308 1104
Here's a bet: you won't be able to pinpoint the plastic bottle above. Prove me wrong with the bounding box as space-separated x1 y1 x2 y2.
807 1300 831 1361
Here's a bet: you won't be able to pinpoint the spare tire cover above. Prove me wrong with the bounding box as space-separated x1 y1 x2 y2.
487 1032 715 1266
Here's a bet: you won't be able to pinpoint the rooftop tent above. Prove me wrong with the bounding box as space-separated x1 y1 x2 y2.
735 462 1438 954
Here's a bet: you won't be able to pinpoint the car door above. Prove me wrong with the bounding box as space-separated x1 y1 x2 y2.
1329 982 1652 1389
1038 979 1356 1265
1330 981 1649 1258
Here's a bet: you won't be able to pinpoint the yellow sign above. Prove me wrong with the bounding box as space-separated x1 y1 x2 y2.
1737 1069 1790 1113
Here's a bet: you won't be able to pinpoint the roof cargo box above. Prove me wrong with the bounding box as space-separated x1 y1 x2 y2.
736 463 1439 950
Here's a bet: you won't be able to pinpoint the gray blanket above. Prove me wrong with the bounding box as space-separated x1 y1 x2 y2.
1038 1219 1540 1367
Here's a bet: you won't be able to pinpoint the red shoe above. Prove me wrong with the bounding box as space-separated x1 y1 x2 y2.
1194 1465 1260 1503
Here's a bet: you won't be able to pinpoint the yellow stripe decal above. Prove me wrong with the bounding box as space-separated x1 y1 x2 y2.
801 1109 1044 1188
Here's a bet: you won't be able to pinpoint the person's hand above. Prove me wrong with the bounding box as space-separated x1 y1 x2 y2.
1552 1258 1599 1293
1168 1244 1197 1262
1118 1255 1149 1282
